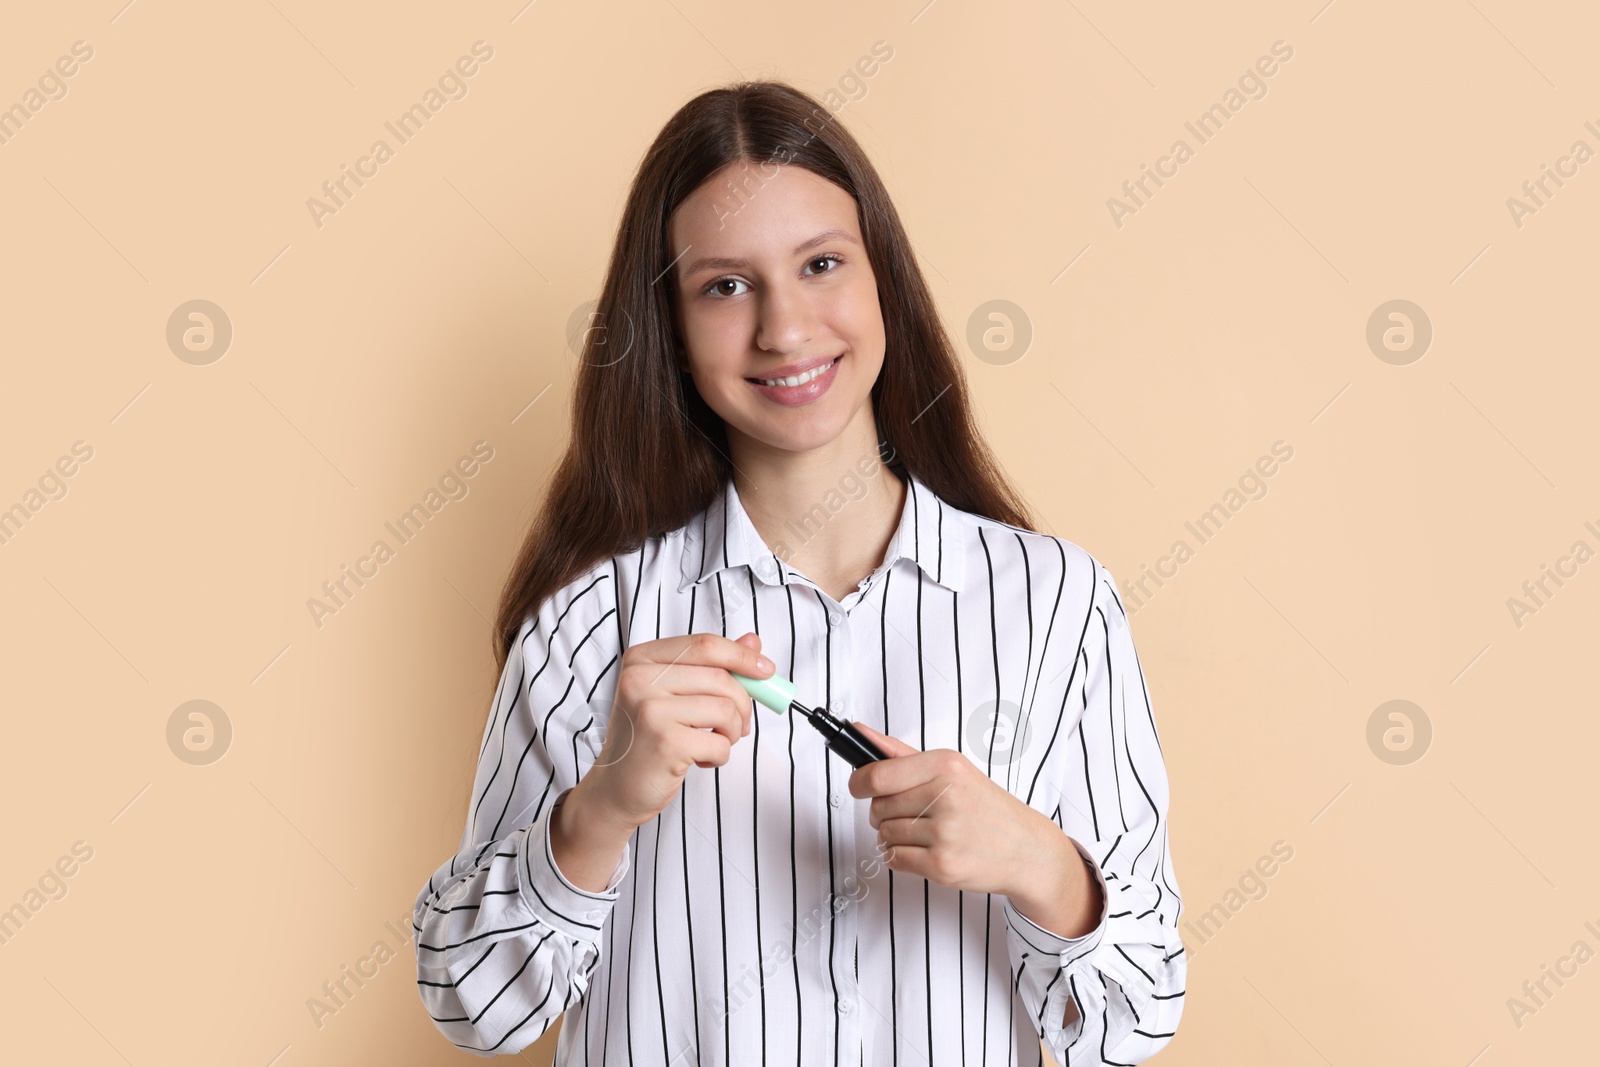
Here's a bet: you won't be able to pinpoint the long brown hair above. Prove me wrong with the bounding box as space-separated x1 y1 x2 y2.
492 79 1036 674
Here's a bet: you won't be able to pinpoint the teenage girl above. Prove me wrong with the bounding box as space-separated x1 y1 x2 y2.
414 80 1185 1066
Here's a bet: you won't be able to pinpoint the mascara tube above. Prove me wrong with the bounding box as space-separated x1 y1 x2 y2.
730 669 889 769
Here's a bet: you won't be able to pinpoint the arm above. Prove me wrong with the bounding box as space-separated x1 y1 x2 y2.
1003 559 1187 1064
1006 829 1108 1028
412 565 628 1056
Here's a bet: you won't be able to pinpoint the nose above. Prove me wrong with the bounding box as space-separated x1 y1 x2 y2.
754 279 819 354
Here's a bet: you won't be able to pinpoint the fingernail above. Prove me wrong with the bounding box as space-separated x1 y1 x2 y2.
757 655 775 673
743 717 751 737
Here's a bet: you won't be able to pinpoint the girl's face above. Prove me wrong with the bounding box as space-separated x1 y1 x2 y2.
668 161 885 458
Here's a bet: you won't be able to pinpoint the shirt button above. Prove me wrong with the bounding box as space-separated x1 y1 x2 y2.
829 792 841 808
840 998 854 1014
586 909 602 921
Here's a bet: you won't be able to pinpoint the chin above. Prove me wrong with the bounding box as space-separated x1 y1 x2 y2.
743 412 862 456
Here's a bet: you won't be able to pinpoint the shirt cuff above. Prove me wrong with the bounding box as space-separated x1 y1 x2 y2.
516 787 631 945
1002 836 1109 969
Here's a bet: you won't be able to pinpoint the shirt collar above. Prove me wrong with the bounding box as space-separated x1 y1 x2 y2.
677 469 968 595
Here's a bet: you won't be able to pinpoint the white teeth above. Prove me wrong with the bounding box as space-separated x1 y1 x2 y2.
756 357 837 388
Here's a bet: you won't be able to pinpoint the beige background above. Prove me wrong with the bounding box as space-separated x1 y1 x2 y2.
1 0 1595 1064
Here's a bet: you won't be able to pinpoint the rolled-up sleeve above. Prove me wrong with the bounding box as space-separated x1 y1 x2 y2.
1004 558 1186 1065
412 563 628 1056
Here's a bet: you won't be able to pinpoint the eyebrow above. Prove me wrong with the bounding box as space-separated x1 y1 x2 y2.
678 228 860 278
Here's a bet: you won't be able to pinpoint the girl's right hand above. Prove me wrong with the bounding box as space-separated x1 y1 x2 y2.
579 631 774 833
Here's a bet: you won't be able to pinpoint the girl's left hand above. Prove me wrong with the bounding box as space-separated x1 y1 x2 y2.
847 721 1050 897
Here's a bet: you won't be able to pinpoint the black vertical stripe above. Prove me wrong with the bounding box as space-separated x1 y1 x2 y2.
1023 563 1096 812
784 579 803 1067
747 567 769 1063
714 506 732 1067
979 528 997 1065
916 567 933 1067
881 566 899 1067
712 572 731 1067
952 575 968 1067
1098 606 1131 836
652 580 671 1066
815 587 842 1067
1016 540 1068 800
1007 533 1036 798
683 575 702 1066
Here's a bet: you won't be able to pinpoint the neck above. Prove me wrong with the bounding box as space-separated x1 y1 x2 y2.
727 408 906 595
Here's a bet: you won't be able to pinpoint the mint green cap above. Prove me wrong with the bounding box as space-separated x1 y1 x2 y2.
730 670 797 714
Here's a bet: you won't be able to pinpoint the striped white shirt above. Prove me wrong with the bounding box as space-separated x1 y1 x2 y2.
413 469 1186 1065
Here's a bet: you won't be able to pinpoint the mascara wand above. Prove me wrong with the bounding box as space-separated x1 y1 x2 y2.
730 669 889 769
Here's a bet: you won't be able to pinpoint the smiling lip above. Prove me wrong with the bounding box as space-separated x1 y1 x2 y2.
745 354 842 406
745 353 843 384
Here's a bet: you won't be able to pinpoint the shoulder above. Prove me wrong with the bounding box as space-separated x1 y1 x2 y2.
509 555 624 656
955 512 1140 667
509 526 689 655
957 507 1108 599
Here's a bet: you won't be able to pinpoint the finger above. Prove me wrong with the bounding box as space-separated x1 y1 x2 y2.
685 695 748 748
643 632 775 681
683 727 733 770
878 815 938 849
639 692 744 749
636 662 759 717
846 722 921 800
853 721 919 757
848 746 942 799
877 842 934 882
868 779 952 829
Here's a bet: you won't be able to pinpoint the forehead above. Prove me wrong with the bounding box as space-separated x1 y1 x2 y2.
669 162 859 271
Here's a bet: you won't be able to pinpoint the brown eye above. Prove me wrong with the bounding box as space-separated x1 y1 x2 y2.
706 277 750 298
805 254 843 276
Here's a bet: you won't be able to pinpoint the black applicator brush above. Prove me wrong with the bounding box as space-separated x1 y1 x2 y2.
730 668 889 769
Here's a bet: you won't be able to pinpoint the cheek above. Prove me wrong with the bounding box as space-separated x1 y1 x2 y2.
680 313 748 383
834 278 885 349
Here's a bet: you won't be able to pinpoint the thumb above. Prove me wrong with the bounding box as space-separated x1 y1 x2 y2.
853 721 919 758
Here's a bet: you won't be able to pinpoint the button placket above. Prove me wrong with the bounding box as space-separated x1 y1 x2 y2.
827 604 862 1060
